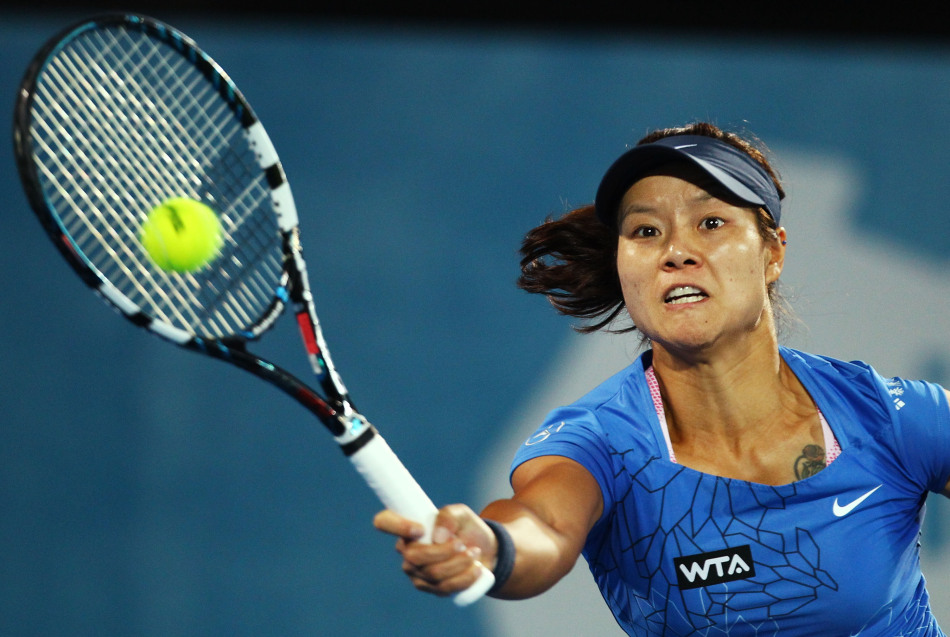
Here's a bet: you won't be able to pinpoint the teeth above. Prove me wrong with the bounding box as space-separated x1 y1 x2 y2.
668 295 705 305
665 286 706 304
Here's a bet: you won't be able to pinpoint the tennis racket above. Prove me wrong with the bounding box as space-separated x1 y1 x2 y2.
12 13 493 606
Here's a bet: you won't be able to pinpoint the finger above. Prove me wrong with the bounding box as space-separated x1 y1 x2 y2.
373 509 425 540
405 552 486 597
434 504 494 560
433 503 480 536
401 533 469 568
432 506 463 539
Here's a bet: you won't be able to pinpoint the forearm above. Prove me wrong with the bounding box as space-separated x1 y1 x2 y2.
480 497 586 599
374 456 601 601
480 457 603 599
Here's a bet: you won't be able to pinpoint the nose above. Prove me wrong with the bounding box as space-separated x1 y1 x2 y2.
663 228 700 269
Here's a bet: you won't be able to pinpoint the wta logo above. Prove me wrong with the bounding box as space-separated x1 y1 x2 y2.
674 545 755 589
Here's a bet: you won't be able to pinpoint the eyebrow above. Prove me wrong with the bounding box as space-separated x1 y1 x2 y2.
620 191 717 217
619 204 657 216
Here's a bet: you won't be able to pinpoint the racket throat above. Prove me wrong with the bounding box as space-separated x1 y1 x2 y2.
337 422 377 457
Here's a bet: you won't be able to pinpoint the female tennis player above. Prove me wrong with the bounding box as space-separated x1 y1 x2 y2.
374 122 950 635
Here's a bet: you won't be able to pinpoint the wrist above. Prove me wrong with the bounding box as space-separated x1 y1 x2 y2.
482 518 515 597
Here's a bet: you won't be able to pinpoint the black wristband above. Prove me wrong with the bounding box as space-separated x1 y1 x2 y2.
482 518 515 597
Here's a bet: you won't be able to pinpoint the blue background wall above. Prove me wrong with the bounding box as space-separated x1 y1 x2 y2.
1 9 949 636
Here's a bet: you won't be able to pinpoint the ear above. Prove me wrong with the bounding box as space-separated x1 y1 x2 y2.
765 227 786 284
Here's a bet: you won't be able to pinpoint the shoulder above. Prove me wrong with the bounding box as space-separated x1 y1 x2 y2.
519 355 651 447
781 347 895 414
781 347 877 382
541 350 658 438
782 346 946 414
510 350 664 478
784 347 950 492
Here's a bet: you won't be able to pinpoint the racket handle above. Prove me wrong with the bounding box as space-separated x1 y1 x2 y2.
346 431 496 606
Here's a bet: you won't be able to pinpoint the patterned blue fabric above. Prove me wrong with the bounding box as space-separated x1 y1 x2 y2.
512 347 950 636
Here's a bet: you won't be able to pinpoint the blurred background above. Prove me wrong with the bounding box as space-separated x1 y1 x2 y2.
1 3 949 635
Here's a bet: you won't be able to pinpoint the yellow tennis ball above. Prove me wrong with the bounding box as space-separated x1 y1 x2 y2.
140 198 224 272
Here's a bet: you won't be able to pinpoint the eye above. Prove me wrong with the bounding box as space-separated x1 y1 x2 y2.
701 217 725 230
631 225 660 238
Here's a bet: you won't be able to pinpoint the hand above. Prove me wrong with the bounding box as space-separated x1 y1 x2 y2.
374 504 496 597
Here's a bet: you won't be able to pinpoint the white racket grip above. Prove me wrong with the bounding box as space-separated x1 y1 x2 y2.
348 433 495 606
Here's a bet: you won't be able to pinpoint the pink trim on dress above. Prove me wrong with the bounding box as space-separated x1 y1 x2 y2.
820 411 841 465
645 366 676 463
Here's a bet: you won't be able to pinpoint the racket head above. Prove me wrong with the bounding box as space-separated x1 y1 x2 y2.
13 13 296 346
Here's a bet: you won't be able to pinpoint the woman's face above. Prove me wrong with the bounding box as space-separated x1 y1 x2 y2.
615 163 785 357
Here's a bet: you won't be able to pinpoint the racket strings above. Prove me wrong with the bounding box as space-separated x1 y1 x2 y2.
28 25 285 340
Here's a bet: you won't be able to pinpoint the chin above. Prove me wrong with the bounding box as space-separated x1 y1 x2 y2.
648 332 717 355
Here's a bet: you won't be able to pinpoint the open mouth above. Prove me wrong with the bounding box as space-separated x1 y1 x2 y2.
665 286 708 305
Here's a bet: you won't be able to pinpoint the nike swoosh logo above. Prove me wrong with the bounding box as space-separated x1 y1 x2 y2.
832 485 883 517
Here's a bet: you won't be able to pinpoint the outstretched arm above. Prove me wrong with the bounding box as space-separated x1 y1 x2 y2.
374 455 603 599
479 455 603 598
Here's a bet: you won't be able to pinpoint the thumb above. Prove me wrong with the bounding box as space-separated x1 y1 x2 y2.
431 505 465 544
433 504 494 557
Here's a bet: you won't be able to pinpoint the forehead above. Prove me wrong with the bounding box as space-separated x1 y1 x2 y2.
620 161 742 209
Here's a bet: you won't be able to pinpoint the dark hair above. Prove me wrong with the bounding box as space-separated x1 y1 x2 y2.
517 122 786 335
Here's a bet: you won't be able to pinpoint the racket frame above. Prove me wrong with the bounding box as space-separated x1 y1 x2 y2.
12 12 494 605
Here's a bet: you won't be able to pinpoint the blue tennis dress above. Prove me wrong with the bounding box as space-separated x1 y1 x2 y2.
512 347 950 636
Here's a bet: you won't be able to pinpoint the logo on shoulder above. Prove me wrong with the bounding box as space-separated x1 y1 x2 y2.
674 545 755 589
524 421 566 446
886 378 906 410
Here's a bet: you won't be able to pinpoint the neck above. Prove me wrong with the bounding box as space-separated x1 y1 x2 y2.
650 330 806 440
648 324 824 485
